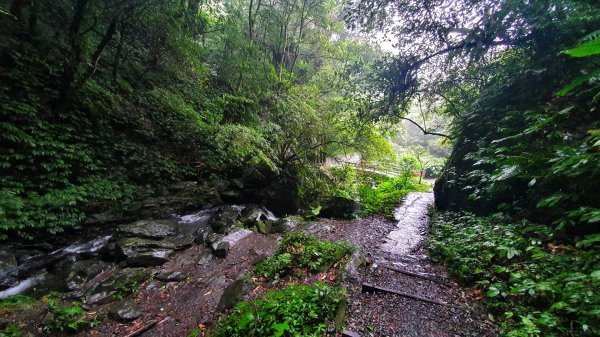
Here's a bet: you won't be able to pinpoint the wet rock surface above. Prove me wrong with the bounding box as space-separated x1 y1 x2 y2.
0 246 18 288
109 300 143 321
319 196 362 219
85 268 151 305
118 220 178 239
86 233 279 337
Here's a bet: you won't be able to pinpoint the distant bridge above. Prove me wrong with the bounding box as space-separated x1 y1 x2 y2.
322 154 413 178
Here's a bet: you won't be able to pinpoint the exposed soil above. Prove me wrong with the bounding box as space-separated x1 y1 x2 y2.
81 233 279 337
77 191 497 337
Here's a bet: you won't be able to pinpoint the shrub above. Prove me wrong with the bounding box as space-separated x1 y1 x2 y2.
427 211 600 337
358 174 429 216
213 283 344 337
254 232 355 279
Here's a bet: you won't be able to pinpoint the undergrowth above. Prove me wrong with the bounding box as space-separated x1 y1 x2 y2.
358 174 429 216
427 211 599 337
254 232 355 280
212 283 344 337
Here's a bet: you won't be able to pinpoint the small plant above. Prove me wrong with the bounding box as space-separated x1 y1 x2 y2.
43 297 101 333
213 283 344 337
254 232 355 279
113 280 139 300
0 295 36 310
0 323 22 337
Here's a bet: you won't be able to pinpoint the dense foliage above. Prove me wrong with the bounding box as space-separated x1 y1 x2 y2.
344 0 600 231
213 283 344 337
0 0 395 239
327 164 429 216
428 211 599 337
255 232 355 279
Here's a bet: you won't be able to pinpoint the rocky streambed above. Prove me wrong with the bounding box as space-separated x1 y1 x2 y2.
1 187 497 337
0 181 311 335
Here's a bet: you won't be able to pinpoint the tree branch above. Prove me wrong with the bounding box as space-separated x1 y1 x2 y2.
401 116 452 139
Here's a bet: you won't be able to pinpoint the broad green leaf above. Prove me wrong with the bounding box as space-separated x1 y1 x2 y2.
564 38 600 57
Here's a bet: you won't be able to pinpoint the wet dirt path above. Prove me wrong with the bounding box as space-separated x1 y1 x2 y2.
312 192 498 337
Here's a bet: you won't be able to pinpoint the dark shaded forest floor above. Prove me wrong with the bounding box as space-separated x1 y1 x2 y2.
83 192 497 337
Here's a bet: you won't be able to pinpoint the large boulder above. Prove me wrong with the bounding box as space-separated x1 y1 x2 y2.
135 183 221 218
109 300 143 321
210 229 253 258
118 220 178 240
65 260 111 292
319 197 362 219
270 215 304 233
115 238 175 267
0 246 18 288
85 268 150 305
208 206 242 234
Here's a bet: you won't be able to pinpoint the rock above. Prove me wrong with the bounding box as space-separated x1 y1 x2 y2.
118 220 178 239
208 206 242 234
167 181 197 193
212 242 230 258
205 231 223 244
84 211 129 225
14 250 45 265
166 234 195 251
65 260 111 291
217 278 246 312
270 215 304 233
115 238 175 267
85 268 150 305
338 252 365 283
319 197 362 219
155 271 187 282
239 206 262 226
193 227 213 244
219 189 245 203
135 185 221 218
248 249 269 265
109 300 143 321
210 229 252 254
196 250 213 265
0 246 18 288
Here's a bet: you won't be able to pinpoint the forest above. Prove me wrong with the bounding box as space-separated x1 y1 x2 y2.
0 0 598 336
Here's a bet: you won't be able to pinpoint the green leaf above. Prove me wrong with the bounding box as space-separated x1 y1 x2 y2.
564 38 600 57
555 68 600 96
486 287 500 298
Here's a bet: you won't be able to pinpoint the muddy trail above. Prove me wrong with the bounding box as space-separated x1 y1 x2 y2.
311 192 498 337
70 192 497 337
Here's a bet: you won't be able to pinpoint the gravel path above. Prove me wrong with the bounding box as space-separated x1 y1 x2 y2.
311 192 498 337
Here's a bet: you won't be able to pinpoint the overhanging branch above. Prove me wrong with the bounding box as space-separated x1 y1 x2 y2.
401 116 452 139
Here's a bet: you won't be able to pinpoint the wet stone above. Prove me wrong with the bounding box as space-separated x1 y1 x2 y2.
65 260 111 291
109 300 143 321
0 246 18 288
155 271 187 282
217 278 246 312
115 238 176 267
212 242 230 258
118 220 178 239
85 268 150 305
